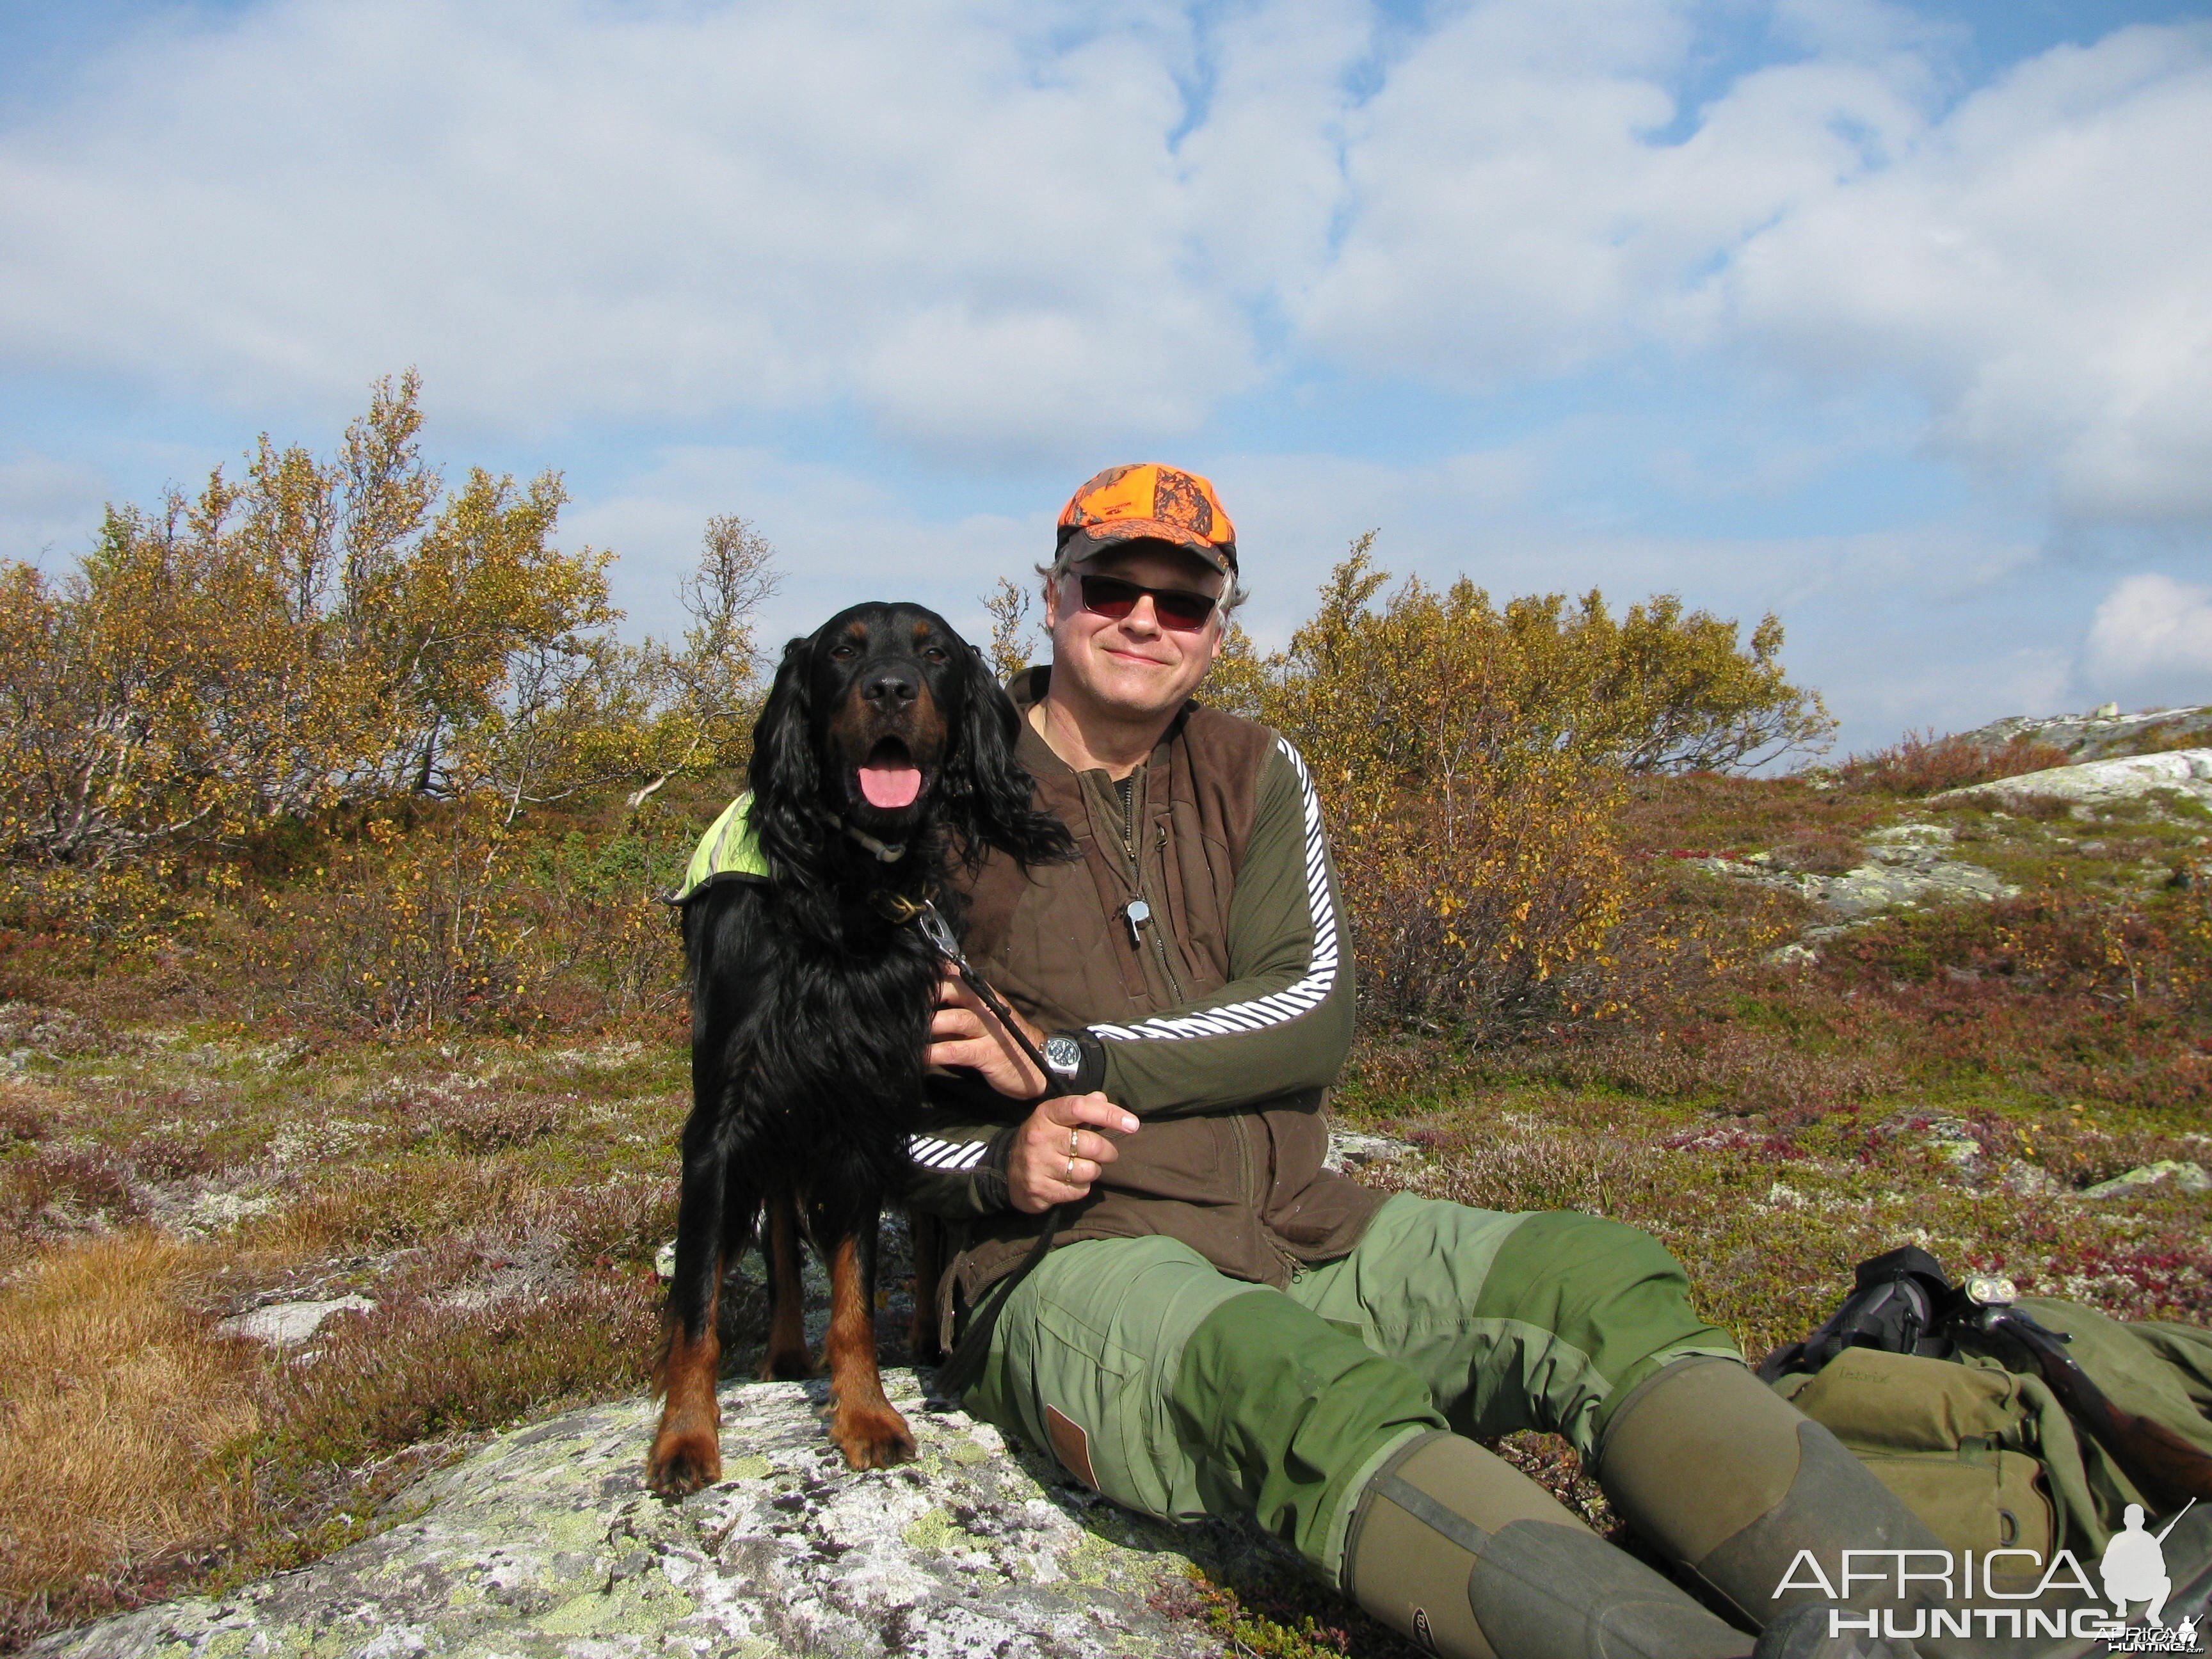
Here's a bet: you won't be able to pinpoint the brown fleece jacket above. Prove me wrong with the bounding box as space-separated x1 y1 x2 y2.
907 668 1382 1329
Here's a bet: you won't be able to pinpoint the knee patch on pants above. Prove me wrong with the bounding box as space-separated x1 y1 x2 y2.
1174 1288 1447 1573
1473 1213 1739 1454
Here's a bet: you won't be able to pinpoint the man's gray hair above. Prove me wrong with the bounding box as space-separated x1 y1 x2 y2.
1036 543 1249 617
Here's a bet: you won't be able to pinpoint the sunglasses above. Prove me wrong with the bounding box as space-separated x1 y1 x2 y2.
1077 573 1219 633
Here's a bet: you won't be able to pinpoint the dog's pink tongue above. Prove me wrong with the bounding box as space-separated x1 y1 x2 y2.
859 764 922 809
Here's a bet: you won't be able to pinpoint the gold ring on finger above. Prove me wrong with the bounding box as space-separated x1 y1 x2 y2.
1069 1126 1080 1156
1065 1156 1077 1183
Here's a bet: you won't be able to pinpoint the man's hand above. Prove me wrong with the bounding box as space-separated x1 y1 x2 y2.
928 966 1050 1098
1006 1093 1139 1214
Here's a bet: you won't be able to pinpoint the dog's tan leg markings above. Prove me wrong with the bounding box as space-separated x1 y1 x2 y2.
760 1190 812 1381
645 1249 725 1498
826 1232 917 1470
908 1207 945 1366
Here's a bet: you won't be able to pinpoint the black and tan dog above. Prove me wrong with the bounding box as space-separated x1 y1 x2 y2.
645 602 1069 1496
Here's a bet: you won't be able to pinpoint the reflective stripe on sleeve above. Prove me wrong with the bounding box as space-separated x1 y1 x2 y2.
907 1135 991 1170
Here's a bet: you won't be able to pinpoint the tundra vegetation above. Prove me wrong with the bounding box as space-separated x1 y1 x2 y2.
1 387 2206 1655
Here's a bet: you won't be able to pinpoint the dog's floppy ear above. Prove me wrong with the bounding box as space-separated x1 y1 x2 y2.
747 633 824 883
942 635 1074 870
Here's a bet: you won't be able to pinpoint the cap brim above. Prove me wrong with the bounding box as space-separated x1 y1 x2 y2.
1066 519 1234 575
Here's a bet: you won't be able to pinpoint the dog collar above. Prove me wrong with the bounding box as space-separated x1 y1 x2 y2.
787 804 910 863
844 824 908 863
817 810 908 863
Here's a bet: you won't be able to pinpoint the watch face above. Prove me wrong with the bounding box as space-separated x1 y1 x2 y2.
1045 1034 1082 1077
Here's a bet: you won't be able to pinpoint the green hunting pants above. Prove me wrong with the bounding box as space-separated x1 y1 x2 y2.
962 1193 1738 1587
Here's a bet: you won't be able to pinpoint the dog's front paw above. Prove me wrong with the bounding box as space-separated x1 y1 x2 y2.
831 1404 918 1470
645 1426 723 1498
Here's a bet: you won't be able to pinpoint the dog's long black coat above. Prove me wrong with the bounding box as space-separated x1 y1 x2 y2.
646 601 1068 1495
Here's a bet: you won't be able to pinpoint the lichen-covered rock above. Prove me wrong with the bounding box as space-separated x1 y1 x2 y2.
1691 825 2016 920
1936 748 2212 810
216 1295 376 1346
31 1371 1242 1659
0 1000 116 1059
2083 1160 2212 1200
1324 1130 1416 1173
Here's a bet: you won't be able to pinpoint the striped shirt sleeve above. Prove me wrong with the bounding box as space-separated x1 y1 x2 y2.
1089 739 1356 1119
902 1118 1014 1219
905 1133 994 1173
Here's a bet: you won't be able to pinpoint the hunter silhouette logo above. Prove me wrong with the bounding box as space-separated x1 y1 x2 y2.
2103 1502 2184 1626
2097 1498 2204 1653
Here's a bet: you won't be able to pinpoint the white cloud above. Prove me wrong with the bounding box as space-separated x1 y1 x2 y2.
1719 23 2212 524
0 0 1278 460
4 0 2211 563
2087 572 2212 684
562 444 1038 652
1174 0 1370 299
1298 0 1935 381
1297 3 2212 527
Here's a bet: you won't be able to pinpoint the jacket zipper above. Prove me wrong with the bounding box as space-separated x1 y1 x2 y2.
1119 785 1185 1004
1233 1111 1255 1224
1119 778 1270 1247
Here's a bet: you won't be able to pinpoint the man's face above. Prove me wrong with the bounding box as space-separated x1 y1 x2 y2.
1044 541 1226 725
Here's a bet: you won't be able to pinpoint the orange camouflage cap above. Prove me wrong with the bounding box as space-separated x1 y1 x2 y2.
1056 463 1237 576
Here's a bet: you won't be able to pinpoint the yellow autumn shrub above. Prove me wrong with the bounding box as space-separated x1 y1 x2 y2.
1211 537 1826 1034
0 376 773 956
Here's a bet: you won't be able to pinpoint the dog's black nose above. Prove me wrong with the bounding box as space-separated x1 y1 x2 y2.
863 670 917 708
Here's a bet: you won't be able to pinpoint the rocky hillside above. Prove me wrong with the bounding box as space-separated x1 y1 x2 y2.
30 1372 1237 1659
4 703 2209 1659
1956 701 2212 762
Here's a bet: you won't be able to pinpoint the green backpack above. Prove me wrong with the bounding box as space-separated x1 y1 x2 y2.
1761 1249 2212 1563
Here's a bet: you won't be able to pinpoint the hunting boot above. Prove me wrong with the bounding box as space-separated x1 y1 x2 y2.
1596 1356 1959 1655
1342 1429 1759 1658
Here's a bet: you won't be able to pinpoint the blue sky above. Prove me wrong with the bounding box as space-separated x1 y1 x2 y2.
3 0 2209 755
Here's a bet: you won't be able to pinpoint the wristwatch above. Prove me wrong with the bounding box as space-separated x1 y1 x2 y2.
1039 1029 1104 1094
1043 1033 1085 1086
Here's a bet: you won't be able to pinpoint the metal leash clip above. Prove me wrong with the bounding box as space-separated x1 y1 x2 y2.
915 902 966 970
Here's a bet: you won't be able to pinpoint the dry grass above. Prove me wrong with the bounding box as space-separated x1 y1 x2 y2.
1617 770 1887 858
0 1232 261 1643
1365 1091 2212 1362
0 1011 687 1649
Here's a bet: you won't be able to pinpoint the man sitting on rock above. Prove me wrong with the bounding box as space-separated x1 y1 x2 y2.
910 463 1957 1659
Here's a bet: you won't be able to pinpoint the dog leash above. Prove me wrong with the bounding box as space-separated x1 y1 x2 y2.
869 893 1055 1084
911 904 1051 1073
891 896 1066 1397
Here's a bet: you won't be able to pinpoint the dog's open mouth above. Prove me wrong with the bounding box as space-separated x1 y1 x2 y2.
856 737 924 810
